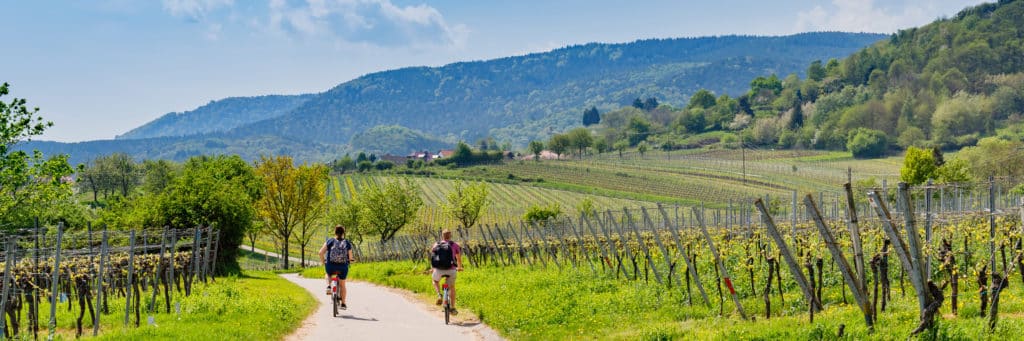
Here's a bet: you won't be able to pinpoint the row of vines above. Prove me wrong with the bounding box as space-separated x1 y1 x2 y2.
357 178 1023 336
0 226 219 339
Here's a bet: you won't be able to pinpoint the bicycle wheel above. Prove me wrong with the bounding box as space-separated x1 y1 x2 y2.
332 287 339 317
443 288 450 325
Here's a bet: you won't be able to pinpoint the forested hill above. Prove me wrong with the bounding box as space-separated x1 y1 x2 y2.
25 32 884 164
116 94 314 140
232 32 885 149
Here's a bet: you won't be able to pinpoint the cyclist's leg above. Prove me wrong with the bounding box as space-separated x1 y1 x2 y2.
338 263 350 304
447 270 458 309
431 268 443 304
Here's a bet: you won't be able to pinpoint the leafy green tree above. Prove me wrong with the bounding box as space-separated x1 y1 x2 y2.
593 137 609 154
334 154 355 173
0 82 78 229
576 198 597 218
548 133 570 159
357 161 373 172
613 140 629 158
688 89 717 109
956 137 1024 180
524 203 561 224
936 158 971 184
626 116 651 146
566 127 593 158
846 128 888 158
359 179 423 242
329 198 364 243
141 159 177 194
900 146 937 185
375 160 394 170
441 181 489 231
254 156 329 268
157 155 260 273
356 152 368 163
528 140 544 161
807 60 826 81
637 141 649 157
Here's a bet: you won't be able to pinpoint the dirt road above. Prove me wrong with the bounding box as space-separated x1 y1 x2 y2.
282 273 504 341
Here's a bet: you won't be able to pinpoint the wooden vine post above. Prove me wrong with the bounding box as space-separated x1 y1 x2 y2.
694 207 747 320
805 195 874 332
755 199 823 313
868 186 940 335
48 223 64 341
658 205 711 307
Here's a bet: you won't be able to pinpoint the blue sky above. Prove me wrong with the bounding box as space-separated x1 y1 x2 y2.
1 0 985 142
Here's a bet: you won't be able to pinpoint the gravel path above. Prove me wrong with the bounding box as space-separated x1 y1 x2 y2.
281 273 504 341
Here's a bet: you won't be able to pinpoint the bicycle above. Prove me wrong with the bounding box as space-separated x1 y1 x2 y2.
440 274 452 325
329 272 345 317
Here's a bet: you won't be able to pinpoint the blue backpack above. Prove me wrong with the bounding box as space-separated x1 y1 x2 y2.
327 238 351 264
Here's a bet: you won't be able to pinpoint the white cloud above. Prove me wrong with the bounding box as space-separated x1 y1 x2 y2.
795 0 938 33
267 0 467 48
163 0 234 21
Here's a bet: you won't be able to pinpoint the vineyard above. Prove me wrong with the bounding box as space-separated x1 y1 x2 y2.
347 179 1024 338
0 225 219 339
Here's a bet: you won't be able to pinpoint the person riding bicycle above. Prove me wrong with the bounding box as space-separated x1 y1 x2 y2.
319 225 354 309
429 229 464 315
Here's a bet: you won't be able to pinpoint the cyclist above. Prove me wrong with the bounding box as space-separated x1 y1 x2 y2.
319 225 354 309
429 229 464 315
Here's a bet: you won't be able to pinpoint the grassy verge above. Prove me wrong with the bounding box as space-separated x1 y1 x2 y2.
304 260 1024 340
17 271 314 340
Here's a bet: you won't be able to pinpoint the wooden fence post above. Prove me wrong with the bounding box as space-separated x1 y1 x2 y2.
49 223 65 341
694 207 747 320
755 199 822 312
125 230 137 327
805 195 874 331
658 205 711 307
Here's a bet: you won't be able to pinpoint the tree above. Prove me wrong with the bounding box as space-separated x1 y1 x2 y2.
357 161 373 172
294 163 329 267
528 140 544 161
334 154 355 173
846 128 888 158
441 181 489 232
643 97 659 111
548 133 570 159
141 159 176 194
637 141 649 157
254 156 328 268
567 127 593 158
900 146 937 185
632 97 644 109
582 106 600 126
108 153 138 197
359 179 423 243
356 152 368 163
807 60 826 81
157 155 260 273
524 203 561 224
688 89 717 109
790 94 804 129
614 140 629 158
626 116 651 146
0 82 77 229
593 137 609 154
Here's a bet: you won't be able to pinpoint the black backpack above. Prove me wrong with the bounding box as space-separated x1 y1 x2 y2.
430 241 455 269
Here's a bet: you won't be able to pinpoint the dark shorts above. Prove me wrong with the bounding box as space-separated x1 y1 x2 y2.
325 263 350 280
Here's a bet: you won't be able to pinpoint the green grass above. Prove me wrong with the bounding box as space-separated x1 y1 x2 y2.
18 271 314 340
305 260 1024 340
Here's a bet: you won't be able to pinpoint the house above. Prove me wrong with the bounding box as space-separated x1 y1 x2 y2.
437 149 455 159
379 154 408 165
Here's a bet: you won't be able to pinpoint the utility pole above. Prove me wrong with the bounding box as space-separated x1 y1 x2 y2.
741 142 746 185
